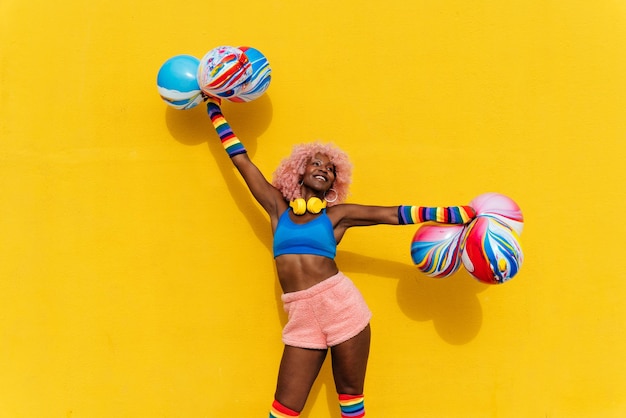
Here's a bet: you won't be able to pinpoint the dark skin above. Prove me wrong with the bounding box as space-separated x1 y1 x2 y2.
229 150 402 412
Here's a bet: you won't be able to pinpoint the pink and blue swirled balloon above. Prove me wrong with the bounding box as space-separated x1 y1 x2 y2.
461 215 524 284
469 192 524 234
411 223 465 278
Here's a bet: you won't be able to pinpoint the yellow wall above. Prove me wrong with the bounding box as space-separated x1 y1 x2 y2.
1 1 625 417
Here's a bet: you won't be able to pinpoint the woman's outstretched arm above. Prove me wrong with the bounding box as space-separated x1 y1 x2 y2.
332 203 475 228
329 203 476 242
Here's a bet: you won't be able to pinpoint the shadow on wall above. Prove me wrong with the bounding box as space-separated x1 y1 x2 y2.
164 94 273 151
338 250 488 346
164 95 275 254
300 254 488 418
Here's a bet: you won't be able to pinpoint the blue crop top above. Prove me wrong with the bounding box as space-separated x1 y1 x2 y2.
273 208 337 259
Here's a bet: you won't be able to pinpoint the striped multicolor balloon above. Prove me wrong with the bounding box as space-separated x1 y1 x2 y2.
411 223 465 278
461 216 523 284
228 46 272 102
469 192 524 234
197 46 252 97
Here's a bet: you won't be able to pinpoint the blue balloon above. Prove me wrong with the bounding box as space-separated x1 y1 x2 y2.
157 55 203 110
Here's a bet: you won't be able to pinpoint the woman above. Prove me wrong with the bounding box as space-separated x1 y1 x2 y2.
205 97 475 417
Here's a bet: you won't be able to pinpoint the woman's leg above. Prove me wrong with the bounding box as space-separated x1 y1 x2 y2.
330 324 371 417
330 324 371 394
273 345 328 413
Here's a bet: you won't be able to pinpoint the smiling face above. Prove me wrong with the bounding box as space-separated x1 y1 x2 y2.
271 142 352 206
302 152 336 194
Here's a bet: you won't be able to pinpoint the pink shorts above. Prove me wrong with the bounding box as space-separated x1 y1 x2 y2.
281 272 372 349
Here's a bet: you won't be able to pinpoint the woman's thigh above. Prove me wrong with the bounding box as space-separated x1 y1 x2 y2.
274 345 328 412
330 324 371 394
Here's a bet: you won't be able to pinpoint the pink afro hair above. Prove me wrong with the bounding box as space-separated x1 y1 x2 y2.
271 142 352 206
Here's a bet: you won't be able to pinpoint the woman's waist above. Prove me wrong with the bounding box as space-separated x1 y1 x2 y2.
280 271 348 303
275 254 339 293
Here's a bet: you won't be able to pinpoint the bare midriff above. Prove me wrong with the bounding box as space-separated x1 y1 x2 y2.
275 254 339 294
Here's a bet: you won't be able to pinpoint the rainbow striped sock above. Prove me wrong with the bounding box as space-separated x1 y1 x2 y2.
339 394 365 418
398 205 476 225
206 100 247 158
269 400 300 418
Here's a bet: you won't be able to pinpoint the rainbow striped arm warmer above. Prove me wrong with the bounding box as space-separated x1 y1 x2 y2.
206 99 247 158
398 205 476 225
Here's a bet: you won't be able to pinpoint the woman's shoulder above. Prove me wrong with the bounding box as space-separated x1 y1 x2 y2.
325 203 352 224
327 203 399 228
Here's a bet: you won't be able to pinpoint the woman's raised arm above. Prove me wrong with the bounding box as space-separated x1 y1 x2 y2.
206 98 285 219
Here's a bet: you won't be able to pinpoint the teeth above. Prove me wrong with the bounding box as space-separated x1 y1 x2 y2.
315 176 326 181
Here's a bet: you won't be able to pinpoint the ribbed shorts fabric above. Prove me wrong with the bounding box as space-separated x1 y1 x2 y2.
281 272 372 349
